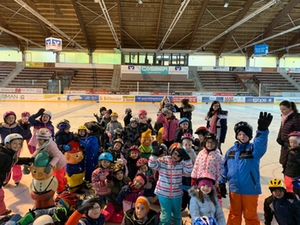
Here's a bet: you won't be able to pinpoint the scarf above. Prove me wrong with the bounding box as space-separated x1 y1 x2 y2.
281 110 294 126
210 112 218 134
36 139 52 152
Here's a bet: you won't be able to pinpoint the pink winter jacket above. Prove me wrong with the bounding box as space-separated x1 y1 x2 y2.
32 141 66 170
157 113 179 142
191 148 223 185
92 167 112 197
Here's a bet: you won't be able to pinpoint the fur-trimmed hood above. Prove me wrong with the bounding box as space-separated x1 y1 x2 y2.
188 186 200 199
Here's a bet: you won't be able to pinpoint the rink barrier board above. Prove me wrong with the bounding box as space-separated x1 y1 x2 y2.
1 94 300 104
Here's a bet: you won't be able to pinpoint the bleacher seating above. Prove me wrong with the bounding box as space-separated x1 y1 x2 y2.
119 74 196 93
253 72 298 93
289 73 300 83
198 72 246 92
0 62 16 83
69 68 113 91
7 67 55 91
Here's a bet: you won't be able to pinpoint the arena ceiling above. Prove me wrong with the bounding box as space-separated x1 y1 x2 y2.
0 0 300 58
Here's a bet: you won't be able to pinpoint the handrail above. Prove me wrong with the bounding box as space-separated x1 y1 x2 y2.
235 75 247 91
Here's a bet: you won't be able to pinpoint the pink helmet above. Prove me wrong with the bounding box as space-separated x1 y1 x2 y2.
138 110 147 117
21 111 30 118
288 131 300 139
136 158 148 167
181 133 194 142
3 111 16 120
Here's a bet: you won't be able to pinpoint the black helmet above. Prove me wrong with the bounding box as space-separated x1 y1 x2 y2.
234 121 253 141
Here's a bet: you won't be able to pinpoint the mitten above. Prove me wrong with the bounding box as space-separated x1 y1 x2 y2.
44 164 53 174
106 171 113 182
151 141 160 157
36 108 45 116
21 122 30 130
77 202 95 214
257 111 273 131
219 183 227 198
22 165 30 175
53 207 68 223
63 144 72 151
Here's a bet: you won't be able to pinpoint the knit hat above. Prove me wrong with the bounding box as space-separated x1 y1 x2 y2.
198 178 214 189
134 173 147 186
135 196 150 213
234 121 253 141
288 131 300 144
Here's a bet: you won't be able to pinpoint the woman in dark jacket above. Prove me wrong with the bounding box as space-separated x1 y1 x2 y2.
205 100 228 152
277 100 300 170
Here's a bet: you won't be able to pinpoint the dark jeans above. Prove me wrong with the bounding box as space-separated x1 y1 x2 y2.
181 176 191 211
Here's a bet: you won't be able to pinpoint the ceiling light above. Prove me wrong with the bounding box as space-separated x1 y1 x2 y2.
224 1 229 7
138 0 143 4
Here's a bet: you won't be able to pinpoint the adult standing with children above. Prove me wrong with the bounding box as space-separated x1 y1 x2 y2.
277 100 300 171
205 100 228 152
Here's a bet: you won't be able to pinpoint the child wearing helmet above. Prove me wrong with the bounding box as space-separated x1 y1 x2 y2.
28 108 54 154
149 141 193 225
219 112 273 225
106 112 123 145
91 152 114 199
157 105 179 148
174 117 193 143
0 111 31 186
123 117 140 146
283 131 300 192
124 108 132 127
0 133 33 216
17 111 32 152
127 145 141 181
32 128 67 194
189 177 226 225
55 119 76 152
102 163 131 223
264 178 294 225
137 109 154 139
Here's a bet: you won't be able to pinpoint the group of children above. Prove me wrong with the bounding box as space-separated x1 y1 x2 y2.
1 99 300 225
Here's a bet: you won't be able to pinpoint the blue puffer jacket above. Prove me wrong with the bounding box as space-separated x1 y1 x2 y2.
219 130 269 195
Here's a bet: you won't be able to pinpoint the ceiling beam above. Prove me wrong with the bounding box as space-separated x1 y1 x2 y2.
155 0 164 49
187 0 209 50
71 0 93 53
24 0 52 37
248 0 299 57
278 30 300 59
117 0 123 47
216 0 255 56
0 15 24 51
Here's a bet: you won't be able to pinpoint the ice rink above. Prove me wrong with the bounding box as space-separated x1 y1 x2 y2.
2 101 285 224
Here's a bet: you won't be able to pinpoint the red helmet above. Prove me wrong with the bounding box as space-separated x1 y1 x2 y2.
3 111 16 120
21 111 30 118
288 131 300 139
138 110 147 117
195 126 209 136
181 133 194 142
136 158 148 167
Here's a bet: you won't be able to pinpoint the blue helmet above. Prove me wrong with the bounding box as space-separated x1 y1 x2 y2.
98 152 114 162
179 117 189 125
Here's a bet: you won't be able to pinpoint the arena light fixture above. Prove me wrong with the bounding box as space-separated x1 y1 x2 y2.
224 0 229 8
138 0 143 4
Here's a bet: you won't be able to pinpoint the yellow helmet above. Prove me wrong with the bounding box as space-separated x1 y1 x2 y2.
78 125 87 131
110 112 118 117
268 178 285 191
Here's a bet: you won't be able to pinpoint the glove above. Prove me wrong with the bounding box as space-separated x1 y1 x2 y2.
77 202 95 214
53 207 68 223
106 171 113 182
44 164 53 174
63 144 72 151
147 118 152 124
151 141 160 157
22 165 30 175
93 113 100 122
219 183 227 198
257 111 273 131
36 108 45 116
182 154 190 161
191 178 197 187
21 122 30 130
116 185 132 203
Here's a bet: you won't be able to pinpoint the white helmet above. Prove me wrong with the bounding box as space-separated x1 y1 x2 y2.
32 215 54 225
43 110 52 118
4 133 23 144
37 128 52 140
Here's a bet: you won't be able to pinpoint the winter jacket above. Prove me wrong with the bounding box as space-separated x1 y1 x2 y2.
264 192 294 225
0 122 31 143
148 154 193 198
277 113 300 166
174 128 193 143
124 113 132 127
66 210 105 225
55 130 75 151
116 183 144 212
122 208 159 225
174 104 195 121
287 198 300 225
92 167 112 197
84 135 100 182
188 186 226 225
157 113 179 142
206 110 228 143
127 157 140 181
219 129 269 195
32 140 66 170
106 121 123 135
284 146 300 178
17 119 32 140
28 113 54 147
124 125 139 145
191 148 223 185
137 122 155 138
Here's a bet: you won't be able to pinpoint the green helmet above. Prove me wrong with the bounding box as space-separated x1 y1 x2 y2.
33 151 51 167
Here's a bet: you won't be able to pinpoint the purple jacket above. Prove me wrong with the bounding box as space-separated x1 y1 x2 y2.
157 113 179 142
